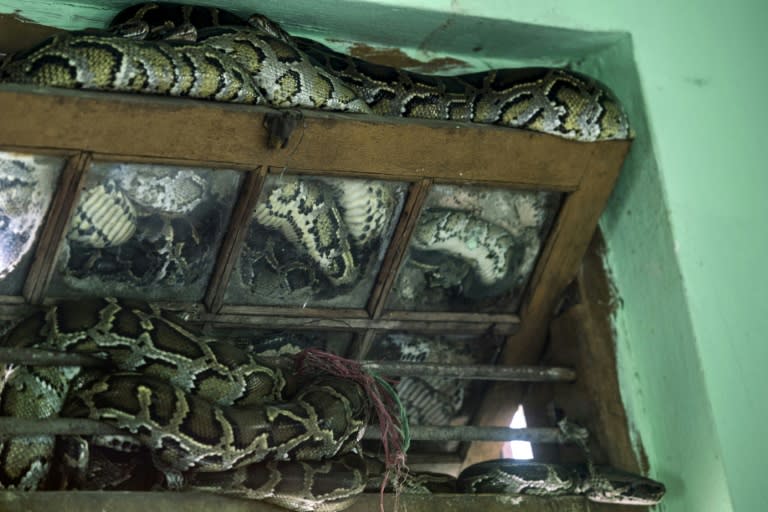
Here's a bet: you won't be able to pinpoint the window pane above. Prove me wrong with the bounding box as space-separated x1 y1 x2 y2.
387 184 561 313
0 151 65 294
226 173 407 308
49 162 241 301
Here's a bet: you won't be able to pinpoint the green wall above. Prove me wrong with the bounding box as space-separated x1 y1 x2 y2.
2 1 765 510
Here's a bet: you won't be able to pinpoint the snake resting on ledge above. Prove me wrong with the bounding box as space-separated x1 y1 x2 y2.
0 3 660 509
0 2 630 141
0 298 665 509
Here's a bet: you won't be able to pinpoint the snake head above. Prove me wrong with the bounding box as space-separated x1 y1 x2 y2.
588 466 666 506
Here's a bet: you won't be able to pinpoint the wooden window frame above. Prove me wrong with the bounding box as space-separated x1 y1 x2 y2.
0 83 631 477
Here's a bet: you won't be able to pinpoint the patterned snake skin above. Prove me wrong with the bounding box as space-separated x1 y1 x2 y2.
0 2 632 297
0 299 664 507
0 2 630 142
0 4 660 508
0 298 370 511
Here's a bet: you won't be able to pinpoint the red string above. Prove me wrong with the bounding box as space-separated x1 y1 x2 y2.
295 348 408 510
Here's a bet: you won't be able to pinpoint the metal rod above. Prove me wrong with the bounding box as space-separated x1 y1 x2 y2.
0 348 575 382
0 419 566 444
0 348 108 367
360 361 576 382
364 425 565 443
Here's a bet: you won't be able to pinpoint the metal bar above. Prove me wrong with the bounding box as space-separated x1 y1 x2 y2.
0 348 107 367
0 348 573 382
360 361 576 381
0 418 565 444
365 425 565 443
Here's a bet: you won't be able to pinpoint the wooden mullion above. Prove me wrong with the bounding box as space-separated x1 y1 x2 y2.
204 166 268 313
382 310 520 325
218 304 368 319
349 329 378 360
22 152 91 304
367 178 432 319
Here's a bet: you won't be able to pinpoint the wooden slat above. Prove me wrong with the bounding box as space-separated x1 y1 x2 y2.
367 179 432 318
21 152 91 304
465 140 630 467
382 310 520 324
0 491 646 512
349 329 378 360
217 305 369 319
204 167 268 313
0 86 591 190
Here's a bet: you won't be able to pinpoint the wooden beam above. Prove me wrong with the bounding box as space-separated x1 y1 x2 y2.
0 86 596 190
367 178 430 318
0 491 647 512
204 166 268 313
22 152 91 304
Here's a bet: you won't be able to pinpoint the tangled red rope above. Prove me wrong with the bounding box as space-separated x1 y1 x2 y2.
295 348 409 510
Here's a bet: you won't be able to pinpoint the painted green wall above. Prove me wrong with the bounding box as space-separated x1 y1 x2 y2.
2 1 765 510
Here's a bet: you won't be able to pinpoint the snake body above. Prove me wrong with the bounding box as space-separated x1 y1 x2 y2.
1 2 630 301
0 2 629 141
0 299 664 507
0 299 370 511
0 5 658 507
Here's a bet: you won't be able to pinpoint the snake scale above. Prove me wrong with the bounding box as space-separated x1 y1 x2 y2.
0 1 631 300
0 3 661 508
0 299 664 508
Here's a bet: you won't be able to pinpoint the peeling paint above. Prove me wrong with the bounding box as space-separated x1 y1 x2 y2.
0 13 62 54
348 42 468 73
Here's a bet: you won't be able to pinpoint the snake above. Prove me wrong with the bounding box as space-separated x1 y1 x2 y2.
0 2 630 141
0 6 659 506
0 298 371 511
0 2 629 301
0 299 664 507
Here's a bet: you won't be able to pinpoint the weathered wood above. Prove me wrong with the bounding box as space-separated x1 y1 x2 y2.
382 310 520 324
21 152 91 304
0 86 591 189
367 179 432 318
350 329 378 359
217 304 369 319
204 166 267 313
0 491 647 512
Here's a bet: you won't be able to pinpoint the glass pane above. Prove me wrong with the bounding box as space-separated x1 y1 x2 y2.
388 184 561 313
0 152 65 294
225 173 407 308
49 162 241 301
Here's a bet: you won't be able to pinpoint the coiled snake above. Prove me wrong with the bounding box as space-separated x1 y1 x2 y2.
0 2 632 299
0 3 661 509
0 2 629 141
0 299 664 508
